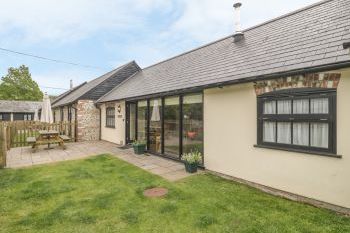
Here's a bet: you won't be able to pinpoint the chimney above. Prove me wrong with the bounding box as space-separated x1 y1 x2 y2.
233 2 244 42
70 79 73 89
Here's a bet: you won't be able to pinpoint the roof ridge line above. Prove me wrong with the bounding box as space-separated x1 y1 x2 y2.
51 81 87 104
141 0 334 71
96 69 141 103
83 61 140 100
243 0 333 32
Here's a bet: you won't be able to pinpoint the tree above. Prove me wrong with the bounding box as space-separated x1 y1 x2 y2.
0 65 43 101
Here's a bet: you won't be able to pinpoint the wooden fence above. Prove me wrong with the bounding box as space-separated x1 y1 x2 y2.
0 121 77 168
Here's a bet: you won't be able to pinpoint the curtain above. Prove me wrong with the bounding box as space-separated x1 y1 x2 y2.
263 121 276 142
310 123 328 148
293 99 309 114
277 100 291 114
151 99 161 122
311 98 328 114
293 122 309 146
264 101 276 114
277 122 291 144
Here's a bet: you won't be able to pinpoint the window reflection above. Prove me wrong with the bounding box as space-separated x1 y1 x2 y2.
149 99 162 153
164 96 180 157
182 94 203 157
137 101 148 142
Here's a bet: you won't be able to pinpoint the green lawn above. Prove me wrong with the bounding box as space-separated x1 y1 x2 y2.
0 155 349 233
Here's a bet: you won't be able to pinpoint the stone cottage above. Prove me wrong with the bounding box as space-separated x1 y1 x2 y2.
51 61 140 141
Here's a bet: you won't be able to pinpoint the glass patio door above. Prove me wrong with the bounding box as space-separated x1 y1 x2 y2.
164 96 180 158
126 102 137 144
149 98 162 153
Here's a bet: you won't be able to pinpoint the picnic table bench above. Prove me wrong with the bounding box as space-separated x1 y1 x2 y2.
26 130 71 152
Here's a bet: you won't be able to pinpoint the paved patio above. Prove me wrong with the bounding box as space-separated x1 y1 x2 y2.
6 141 199 181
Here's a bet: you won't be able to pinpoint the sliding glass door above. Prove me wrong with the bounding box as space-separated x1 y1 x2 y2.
126 102 137 144
126 92 203 161
164 96 180 157
149 98 162 153
182 94 203 157
137 101 148 143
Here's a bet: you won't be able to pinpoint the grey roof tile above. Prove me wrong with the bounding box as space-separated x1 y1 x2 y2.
52 61 140 108
98 0 350 102
0 100 42 113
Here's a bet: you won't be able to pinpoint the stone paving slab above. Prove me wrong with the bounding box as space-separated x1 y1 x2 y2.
5 141 201 181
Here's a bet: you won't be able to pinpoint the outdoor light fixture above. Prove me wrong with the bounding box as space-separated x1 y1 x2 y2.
117 105 121 113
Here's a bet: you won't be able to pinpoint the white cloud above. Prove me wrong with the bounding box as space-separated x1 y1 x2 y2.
0 0 172 44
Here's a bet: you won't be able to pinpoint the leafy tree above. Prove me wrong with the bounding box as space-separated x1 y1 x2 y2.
0 65 43 101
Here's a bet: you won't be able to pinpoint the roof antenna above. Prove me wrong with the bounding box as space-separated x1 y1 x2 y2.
233 2 244 42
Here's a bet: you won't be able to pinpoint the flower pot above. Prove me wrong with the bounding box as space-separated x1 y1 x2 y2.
187 131 196 139
184 162 198 173
133 144 146 155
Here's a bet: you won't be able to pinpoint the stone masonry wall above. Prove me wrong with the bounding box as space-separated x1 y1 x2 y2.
254 72 341 95
76 100 100 141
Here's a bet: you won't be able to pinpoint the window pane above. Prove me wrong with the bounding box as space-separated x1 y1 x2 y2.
311 98 328 114
277 122 291 144
310 123 329 148
264 101 276 114
293 122 309 146
277 100 291 114
263 121 276 143
183 94 203 157
129 103 136 141
137 100 148 142
149 99 162 153
293 99 309 114
164 96 180 157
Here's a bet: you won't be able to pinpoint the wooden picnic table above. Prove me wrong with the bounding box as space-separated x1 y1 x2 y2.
27 130 70 152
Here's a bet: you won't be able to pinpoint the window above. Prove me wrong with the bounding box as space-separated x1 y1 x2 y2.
182 93 204 158
24 114 32 121
106 107 115 128
149 98 162 153
137 101 148 142
164 96 180 157
0 114 2 120
257 89 336 155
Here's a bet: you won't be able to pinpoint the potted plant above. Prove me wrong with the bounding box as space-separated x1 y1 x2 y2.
132 140 146 155
181 150 202 173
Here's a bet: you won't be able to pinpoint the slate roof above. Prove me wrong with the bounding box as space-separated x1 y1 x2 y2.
98 0 350 103
0 100 42 113
51 82 87 105
52 61 140 108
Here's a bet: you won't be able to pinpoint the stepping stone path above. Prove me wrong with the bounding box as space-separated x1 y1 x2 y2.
143 187 168 198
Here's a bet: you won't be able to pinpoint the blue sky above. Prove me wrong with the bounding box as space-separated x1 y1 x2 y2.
0 0 320 95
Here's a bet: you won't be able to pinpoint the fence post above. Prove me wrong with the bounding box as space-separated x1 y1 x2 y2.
6 126 11 150
0 126 7 168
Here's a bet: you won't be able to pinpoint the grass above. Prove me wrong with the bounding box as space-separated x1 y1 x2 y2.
0 155 349 233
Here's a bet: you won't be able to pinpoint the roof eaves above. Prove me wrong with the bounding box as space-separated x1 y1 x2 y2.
102 60 350 103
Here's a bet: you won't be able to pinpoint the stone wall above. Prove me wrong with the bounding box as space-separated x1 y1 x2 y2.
254 72 341 95
76 100 100 141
